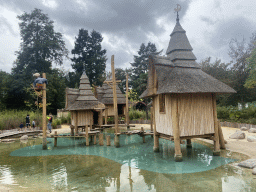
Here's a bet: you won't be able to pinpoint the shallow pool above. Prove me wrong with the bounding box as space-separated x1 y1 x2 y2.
0 132 255 191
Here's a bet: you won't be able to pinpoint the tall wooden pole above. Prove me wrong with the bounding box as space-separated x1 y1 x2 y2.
126 73 129 128
42 73 47 150
212 94 220 156
112 55 120 147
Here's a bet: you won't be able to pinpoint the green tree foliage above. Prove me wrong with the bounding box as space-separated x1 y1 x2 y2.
13 8 68 75
130 42 161 100
245 44 256 88
71 29 107 87
0 71 11 110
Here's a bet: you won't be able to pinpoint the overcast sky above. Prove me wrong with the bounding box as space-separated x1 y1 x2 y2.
0 0 256 73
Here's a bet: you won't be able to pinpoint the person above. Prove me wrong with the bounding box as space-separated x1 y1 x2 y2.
47 114 52 133
32 119 36 128
20 122 24 129
26 114 30 128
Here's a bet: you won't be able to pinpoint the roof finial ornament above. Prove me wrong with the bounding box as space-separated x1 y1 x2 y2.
174 4 181 21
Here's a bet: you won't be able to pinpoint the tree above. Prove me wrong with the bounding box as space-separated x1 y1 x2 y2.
13 8 68 76
115 68 132 94
130 42 161 100
0 71 11 110
71 29 107 86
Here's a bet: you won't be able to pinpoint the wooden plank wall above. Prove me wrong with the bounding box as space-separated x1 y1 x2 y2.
103 105 114 116
71 111 93 126
155 93 214 137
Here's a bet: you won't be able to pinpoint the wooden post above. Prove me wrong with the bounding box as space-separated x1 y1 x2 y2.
99 109 103 127
105 108 108 125
141 127 146 143
75 111 78 135
106 135 111 146
186 139 192 148
54 131 57 147
114 134 120 148
112 55 119 134
86 125 89 146
99 133 104 146
42 73 47 150
94 134 97 145
126 73 130 129
172 94 182 162
153 98 159 152
212 94 220 156
71 125 74 136
218 120 226 149
150 107 153 133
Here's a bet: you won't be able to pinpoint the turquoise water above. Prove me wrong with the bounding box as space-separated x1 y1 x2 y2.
11 134 235 174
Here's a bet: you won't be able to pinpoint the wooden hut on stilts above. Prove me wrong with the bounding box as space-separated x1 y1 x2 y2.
65 73 105 135
140 6 236 161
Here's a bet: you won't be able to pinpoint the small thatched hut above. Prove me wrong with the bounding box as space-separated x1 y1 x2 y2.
95 82 127 118
140 13 236 161
65 73 105 134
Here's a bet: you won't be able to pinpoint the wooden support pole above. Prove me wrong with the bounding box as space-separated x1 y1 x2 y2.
114 134 120 148
186 139 192 148
150 107 153 133
75 111 78 135
212 94 220 156
105 108 108 125
126 73 130 129
111 55 119 134
153 98 159 152
172 94 182 162
71 125 74 136
86 125 89 146
218 120 226 149
106 135 111 146
99 133 104 146
42 73 47 150
141 127 146 143
54 131 57 147
94 134 97 145
99 109 103 127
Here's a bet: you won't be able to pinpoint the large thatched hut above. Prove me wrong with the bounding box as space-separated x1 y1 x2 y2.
95 82 127 118
65 73 105 134
140 13 236 161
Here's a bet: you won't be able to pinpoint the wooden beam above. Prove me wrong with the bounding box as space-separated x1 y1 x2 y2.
218 120 226 149
104 80 121 83
105 108 108 125
150 107 153 133
172 94 182 161
153 98 159 152
86 125 89 146
212 94 220 156
42 73 47 150
75 111 78 135
126 73 129 128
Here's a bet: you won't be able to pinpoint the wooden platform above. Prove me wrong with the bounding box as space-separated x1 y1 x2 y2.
0 129 42 139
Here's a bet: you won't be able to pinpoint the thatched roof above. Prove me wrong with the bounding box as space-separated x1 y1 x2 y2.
96 82 127 105
140 16 236 98
65 73 105 111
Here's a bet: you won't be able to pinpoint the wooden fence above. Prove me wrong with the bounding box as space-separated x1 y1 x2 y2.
220 121 256 129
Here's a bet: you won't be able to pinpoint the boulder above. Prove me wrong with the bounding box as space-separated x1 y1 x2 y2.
238 159 256 169
248 128 256 133
253 167 256 175
240 127 249 131
229 131 245 139
247 136 256 142
20 135 28 140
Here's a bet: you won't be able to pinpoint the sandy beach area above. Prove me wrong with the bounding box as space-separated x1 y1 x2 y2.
51 124 256 159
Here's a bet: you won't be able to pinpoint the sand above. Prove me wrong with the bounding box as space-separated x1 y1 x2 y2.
50 124 256 159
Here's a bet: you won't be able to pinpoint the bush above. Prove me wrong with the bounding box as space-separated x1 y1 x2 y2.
129 108 148 120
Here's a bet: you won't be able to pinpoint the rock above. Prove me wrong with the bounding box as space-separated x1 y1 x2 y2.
2 139 16 143
240 127 249 131
38 133 43 136
247 136 256 142
229 131 245 139
238 159 256 169
249 128 256 133
253 167 256 175
20 135 28 140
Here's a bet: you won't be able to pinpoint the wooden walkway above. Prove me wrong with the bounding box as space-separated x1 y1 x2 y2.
0 129 42 139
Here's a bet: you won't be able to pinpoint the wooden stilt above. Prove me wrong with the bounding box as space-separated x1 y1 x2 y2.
152 99 159 152
186 139 192 148
99 109 103 127
75 111 78 135
114 134 120 148
86 125 89 146
218 120 226 149
42 73 47 150
106 135 111 146
212 94 220 156
141 127 146 143
71 125 74 136
54 131 57 147
99 133 104 146
105 108 108 125
150 107 153 133
126 73 130 129
94 134 97 145
172 94 182 162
